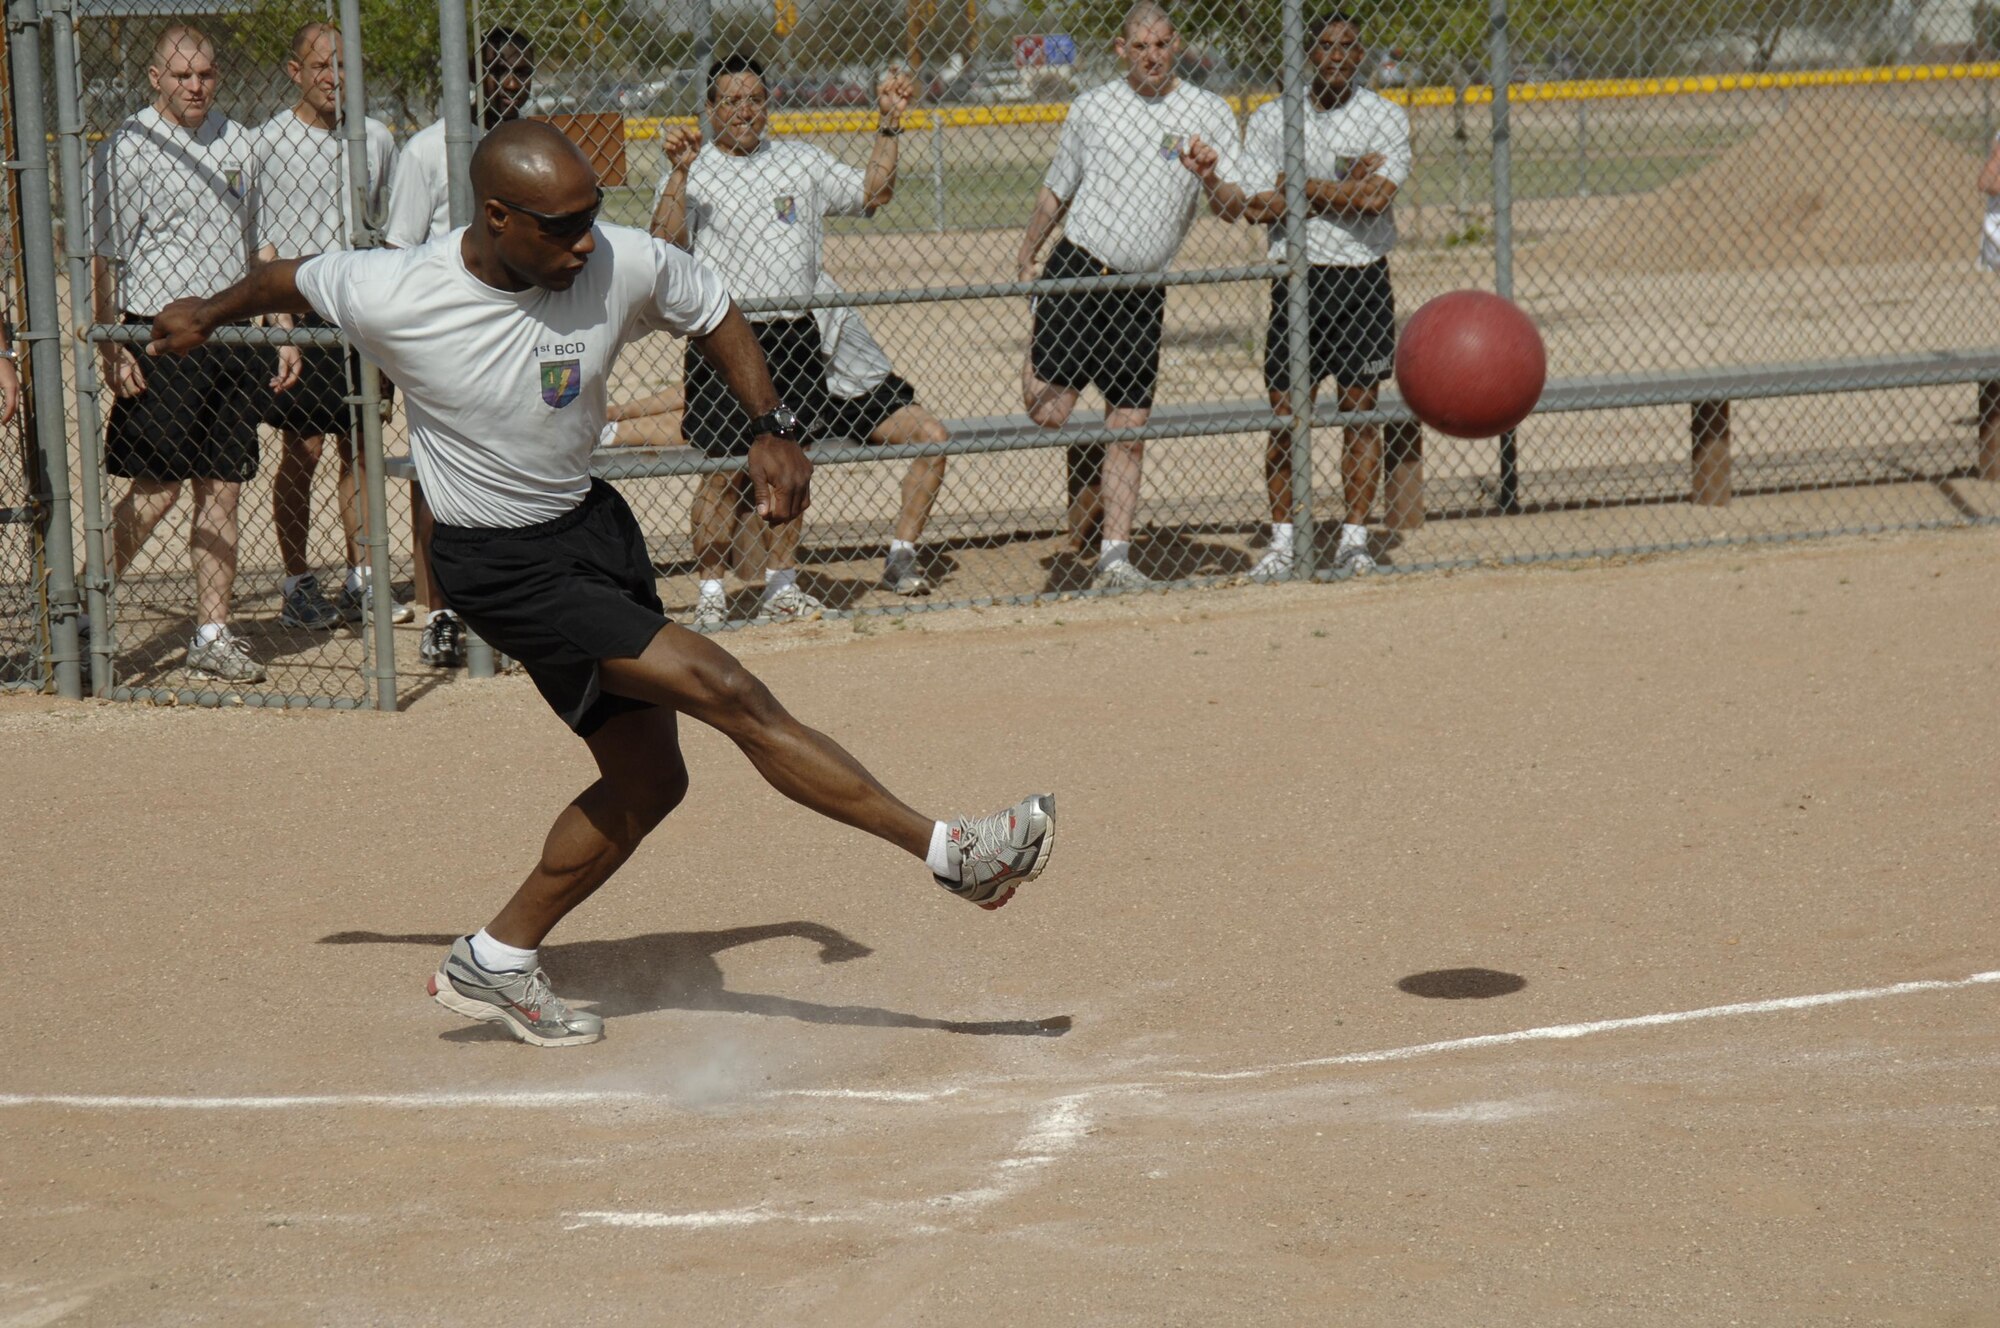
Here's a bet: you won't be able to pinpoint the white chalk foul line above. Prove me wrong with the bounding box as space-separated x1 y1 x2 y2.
0 1086 961 1112
1171 969 2000 1083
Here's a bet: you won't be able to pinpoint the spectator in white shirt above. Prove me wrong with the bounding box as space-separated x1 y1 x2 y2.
1015 3 1249 591
88 24 294 684
252 21 404 631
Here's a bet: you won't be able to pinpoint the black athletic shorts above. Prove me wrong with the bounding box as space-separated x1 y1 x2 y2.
1264 259 1398 396
683 316 828 457
1029 238 1165 411
428 479 667 737
821 373 917 442
104 313 265 483
263 310 391 436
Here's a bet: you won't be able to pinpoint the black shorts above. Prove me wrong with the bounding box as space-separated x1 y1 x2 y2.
1264 259 1398 396
821 373 917 442
683 316 829 457
263 311 389 436
428 479 667 737
104 313 266 483
1029 238 1165 411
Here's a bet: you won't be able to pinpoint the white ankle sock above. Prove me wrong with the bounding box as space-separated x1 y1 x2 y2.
924 821 954 878
1098 539 1131 569
1339 522 1368 551
764 568 797 596
698 577 725 601
889 538 916 557
282 573 308 595
344 566 364 594
470 928 538 973
1269 522 1295 552
195 622 227 646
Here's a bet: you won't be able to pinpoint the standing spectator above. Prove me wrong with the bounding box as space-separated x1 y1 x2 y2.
651 56 926 626
89 24 294 683
1237 10 1421 580
253 20 405 629
381 25 535 666
1015 2 1247 590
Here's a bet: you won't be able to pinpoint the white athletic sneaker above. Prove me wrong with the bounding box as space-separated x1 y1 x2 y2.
1248 547 1294 583
882 547 929 596
691 593 728 630
1334 542 1376 575
759 584 827 621
185 629 266 684
1092 558 1154 592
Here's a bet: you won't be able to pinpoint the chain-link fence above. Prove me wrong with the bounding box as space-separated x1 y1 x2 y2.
6 0 1999 707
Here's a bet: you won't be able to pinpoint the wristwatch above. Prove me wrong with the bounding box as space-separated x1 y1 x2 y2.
748 404 802 441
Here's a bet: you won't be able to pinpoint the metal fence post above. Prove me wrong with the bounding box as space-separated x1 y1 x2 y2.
437 0 496 678
1488 0 1521 514
41 0 107 695
1279 0 1315 577
338 0 396 710
930 110 946 233
7 0 82 698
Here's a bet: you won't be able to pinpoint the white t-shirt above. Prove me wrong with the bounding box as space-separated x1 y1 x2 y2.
665 140 869 320
812 275 893 400
251 110 397 258
88 106 259 314
1982 132 2000 271
1240 89 1410 266
382 118 478 248
1044 78 1243 273
296 223 732 528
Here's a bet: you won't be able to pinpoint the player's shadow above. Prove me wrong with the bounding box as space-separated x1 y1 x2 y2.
1396 968 1527 999
321 922 1071 1039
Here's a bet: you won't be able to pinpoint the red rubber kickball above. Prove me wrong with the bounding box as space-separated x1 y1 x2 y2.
1394 290 1547 439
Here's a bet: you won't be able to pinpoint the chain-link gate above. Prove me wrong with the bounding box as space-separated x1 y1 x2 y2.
7 0 1999 709
0 13 45 694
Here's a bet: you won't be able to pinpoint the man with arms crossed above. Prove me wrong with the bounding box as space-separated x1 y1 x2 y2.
253 20 404 629
1237 11 1422 580
652 57 941 624
381 26 537 666
89 24 294 683
1016 2 1247 590
150 123 1056 1048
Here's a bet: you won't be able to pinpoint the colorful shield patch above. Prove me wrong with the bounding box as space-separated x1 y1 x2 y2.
775 194 797 224
1159 132 1180 161
540 359 581 409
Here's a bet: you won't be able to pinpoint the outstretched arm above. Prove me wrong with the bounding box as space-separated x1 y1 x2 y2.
690 303 813 522
147 258 316 359
650 126 701 249
1017 186 1069 281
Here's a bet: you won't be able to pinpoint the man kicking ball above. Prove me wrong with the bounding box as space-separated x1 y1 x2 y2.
148 121 1055 1048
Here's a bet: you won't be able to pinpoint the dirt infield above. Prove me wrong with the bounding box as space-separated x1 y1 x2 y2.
3 527 1997 1325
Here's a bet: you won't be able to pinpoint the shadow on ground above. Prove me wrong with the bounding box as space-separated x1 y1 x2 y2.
322 921 1072 1038
1396 967 1528 999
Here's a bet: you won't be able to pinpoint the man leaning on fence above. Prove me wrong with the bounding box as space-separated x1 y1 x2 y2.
87 24 297 684
381 25 536 668
251 21 406 631
1237 10 1422 580
1016 2 1248 591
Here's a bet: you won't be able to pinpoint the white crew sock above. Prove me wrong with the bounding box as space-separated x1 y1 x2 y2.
194 622 227 646
1338 522 1369 551
1098 539 1131 569
889 538 916 557
698 577 726 602
469 928 538 974
924 820 954 878
1269 522 1295 553
763 568 798 597
426 608 451 626
282 573 309 595
345 565 365 594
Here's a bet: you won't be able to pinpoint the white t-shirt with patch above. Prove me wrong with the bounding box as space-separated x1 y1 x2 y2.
664 140 869 320
88 106 260 314
1043 78 1244 273
251 110 397 258
812 274 893 401
1240 89 1410 267
296 223 732 528
382 118 477 248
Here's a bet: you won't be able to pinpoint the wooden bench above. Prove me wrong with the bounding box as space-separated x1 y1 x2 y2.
383 349 2000 510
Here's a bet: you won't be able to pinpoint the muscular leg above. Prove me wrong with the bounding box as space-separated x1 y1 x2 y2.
273 429 325 579
1338 382 1383 527
1383 420 1425 533
763 509 803 574
482 705 691 949
411 483 449 614
189 478 241 627
1098 407 1150 547
872 405 948 544
599 624 933 857
111 478 182 579
692 470 746 580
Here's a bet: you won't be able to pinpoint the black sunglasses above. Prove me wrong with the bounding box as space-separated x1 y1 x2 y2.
494 187 603 241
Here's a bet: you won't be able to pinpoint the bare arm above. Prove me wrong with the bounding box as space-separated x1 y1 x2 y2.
91 255 146 398
1246 154 1399 224
1017 186 1070 281
1178 136 1249 222
253 243 302 393
650 126 701 248
861 68 916 214
147 257 316 359
1981 137 2000 198
690 304 812 522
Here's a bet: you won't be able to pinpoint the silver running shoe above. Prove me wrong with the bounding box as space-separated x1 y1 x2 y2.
759 583 827 621
935 794 1057 909
1247 547 1294 583
186 629 266 683
279 574 342 629
1334 542 1377 575
882 548 930 596
1092 558 1154 592
428 936 605 1048
336 582 415 626
690 593 729 630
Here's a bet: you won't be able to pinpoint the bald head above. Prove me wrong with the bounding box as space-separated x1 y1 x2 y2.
470 119 596 210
